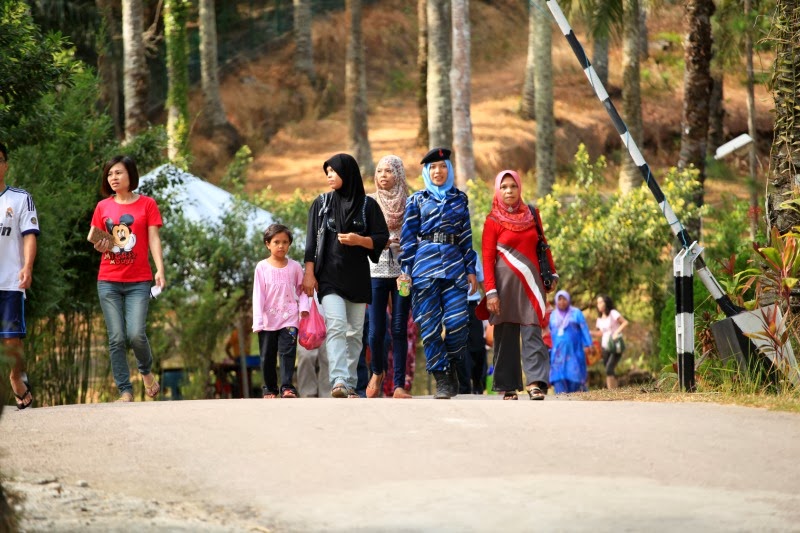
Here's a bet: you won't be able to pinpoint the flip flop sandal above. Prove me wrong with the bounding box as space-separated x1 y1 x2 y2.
503 391 519 400
366 372 384 398
13 378 33 410
347 389 361 398
143 375 160 398
526 386 545 401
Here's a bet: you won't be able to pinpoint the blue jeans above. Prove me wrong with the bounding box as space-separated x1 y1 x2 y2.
320 293 366 390
368 277 410 390
97 281 154 395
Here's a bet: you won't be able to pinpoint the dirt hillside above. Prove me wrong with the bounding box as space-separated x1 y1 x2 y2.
189 1 774 200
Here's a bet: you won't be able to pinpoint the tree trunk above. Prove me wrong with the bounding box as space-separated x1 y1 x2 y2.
534 0 555 197
451 0 474 190
745 0 759 241
97 0 122 139
199 0 239 154
121 0 148 141
767 0 800 235
592 32 609 88
520 0 536 120
706 70 724 159
678 0 714 236
165 0 191 168
416 0 429 146
639 0 648 60
619 0 643 193
427 0 453 149
345 0 374 176
293 0 314 81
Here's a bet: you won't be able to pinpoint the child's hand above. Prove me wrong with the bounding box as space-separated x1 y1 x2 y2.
300 311 309 319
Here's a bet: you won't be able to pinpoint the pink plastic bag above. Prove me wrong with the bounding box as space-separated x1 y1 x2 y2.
299 299 326 350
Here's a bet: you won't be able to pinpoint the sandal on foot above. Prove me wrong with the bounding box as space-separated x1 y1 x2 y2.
392 387 412 399
13 378 33 410
331 383 348 398
503 391 519 400
143 375 160 398
281 387 298 398
347 388 360 398
366 372 384 398
116 391 134 403
526 385 546 401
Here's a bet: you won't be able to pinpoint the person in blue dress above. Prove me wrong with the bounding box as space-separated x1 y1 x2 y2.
549 289 593 393
398 148 478 399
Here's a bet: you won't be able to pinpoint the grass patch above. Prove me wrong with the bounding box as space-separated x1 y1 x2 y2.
575 386 800 413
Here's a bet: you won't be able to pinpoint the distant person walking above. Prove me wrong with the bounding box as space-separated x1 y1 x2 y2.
303 153 389 398
549 290 592 394
482 170 557 400
0 142 39 409
595 294 628 389
91 155 165 402
367 154 412 398
398 148 478 399
253 224 309 399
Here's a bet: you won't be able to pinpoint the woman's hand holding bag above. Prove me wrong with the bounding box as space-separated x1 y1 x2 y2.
299 299 326 350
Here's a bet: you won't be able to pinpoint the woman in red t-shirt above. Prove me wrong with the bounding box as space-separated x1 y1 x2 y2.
91 155 165 402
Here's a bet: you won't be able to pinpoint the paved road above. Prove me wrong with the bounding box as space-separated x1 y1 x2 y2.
1 396 799 532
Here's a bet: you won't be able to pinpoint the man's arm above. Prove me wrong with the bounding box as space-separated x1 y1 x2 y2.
18 233 37 289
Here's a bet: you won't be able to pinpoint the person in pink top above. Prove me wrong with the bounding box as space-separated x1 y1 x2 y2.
595 294 629 389
91 155 165 402
253 224 310 398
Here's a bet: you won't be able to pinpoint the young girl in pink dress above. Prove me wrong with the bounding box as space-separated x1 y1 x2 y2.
253 224 310 398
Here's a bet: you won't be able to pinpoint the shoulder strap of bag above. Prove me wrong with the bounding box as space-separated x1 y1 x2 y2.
319 192 330 216
529 204 546 245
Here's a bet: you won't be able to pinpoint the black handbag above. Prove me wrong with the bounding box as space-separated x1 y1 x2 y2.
529 205 556 291
313 193 331 278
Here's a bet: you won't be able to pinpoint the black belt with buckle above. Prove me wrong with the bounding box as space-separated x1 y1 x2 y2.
420 232 457 245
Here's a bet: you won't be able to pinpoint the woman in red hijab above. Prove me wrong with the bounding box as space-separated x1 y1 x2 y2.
482 170 557 400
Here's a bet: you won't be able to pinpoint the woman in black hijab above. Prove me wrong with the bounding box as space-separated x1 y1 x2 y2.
304 153 389 398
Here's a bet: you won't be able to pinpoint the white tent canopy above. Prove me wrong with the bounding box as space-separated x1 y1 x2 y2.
139 164 274 233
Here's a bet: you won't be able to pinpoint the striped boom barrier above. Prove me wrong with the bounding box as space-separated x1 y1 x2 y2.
674 244 702 391
545 0 742 319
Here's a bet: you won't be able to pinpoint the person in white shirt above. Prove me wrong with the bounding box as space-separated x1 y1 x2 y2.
0 142 39 409
595 294 629 389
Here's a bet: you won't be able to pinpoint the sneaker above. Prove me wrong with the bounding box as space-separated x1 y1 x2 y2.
446 366 459 398
433 371 451 399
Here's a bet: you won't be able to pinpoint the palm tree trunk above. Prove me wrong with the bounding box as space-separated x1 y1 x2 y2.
122 0 148 141
417 0 429 147
97 0 122 139
427 0 453 149
619 0 643 193
451 0 475 190
767 0 800 235
706 69 725 159
293 0 315 81
592 33 609 88
533 0 554 197
745 0 759 241
346 0 374 176
165 0 191 168
678 0 715 236
199 0 239 153
520 0 536 120
639 0 648 60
